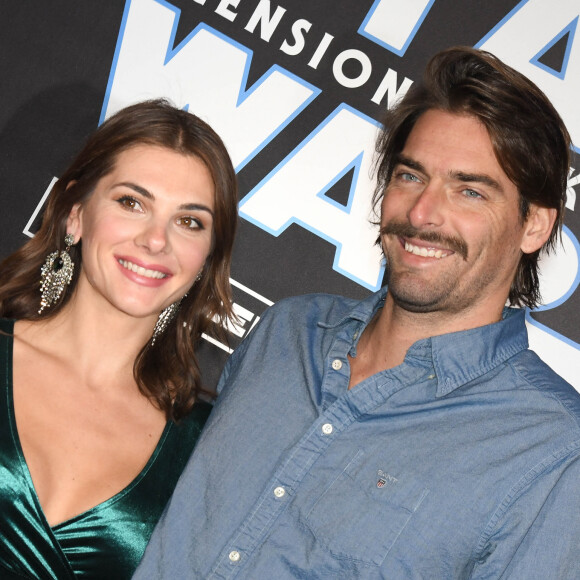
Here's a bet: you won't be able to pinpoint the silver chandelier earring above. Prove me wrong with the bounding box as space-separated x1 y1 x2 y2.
151 268 203 345
151 300 181 345
38 233 75 314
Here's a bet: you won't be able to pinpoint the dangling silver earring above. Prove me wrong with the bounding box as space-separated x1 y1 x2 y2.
150 268 203 345
151 301 180 345
38 233 75 314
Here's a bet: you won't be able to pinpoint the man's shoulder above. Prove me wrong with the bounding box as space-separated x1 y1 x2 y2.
229 292 366 363
510 348 580 425
217 292 365 393
262 292 362 325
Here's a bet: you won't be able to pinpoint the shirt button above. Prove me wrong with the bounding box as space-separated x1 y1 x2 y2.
331 359 343 370
274 486 286 498
322 423 333 435
229 550 241 562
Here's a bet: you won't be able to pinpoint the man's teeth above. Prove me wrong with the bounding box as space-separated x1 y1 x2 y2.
119 259 167 279
404 242 449 259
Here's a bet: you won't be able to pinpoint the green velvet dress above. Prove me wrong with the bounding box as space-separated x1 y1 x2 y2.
0 319 212 579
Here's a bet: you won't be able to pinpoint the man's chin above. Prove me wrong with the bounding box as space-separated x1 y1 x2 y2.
390 295 444 313
386 282 449 314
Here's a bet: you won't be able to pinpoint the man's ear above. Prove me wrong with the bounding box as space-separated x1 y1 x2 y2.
520 204 557 254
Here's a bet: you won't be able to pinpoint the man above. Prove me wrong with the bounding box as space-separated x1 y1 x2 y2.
135 47 580 578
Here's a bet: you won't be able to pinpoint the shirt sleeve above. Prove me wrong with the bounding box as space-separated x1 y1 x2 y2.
215 348 235 395
215 302 274 395
214 324 255 395
470 448 580 580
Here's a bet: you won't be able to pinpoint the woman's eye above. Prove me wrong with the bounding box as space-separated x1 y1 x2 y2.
177 216 202 230
116 196 142 211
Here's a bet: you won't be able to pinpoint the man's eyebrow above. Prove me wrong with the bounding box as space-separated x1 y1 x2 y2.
392 154 426 174
451 171 504 193
114 181 214 215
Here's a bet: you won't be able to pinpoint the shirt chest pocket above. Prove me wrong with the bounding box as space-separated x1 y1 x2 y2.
302 449 429 566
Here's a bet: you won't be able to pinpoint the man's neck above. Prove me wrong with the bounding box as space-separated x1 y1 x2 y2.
348 291 505 389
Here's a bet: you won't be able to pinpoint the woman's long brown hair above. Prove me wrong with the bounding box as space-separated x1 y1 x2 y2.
0 99 238 421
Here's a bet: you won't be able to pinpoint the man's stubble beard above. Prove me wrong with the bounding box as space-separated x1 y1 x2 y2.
380 220 471 314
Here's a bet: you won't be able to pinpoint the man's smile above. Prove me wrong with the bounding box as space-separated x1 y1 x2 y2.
403 240 453 259
381 221 469 260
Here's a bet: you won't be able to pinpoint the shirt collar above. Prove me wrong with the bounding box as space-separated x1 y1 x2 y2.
318 286 388 329
422 307 528 396
319 287 529 397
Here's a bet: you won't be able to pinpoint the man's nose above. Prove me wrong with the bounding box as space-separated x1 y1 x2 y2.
407 181 446 228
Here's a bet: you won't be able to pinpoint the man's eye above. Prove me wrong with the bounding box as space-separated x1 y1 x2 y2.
463 189 482 199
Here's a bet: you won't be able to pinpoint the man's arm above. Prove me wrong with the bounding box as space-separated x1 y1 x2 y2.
471 447 580 580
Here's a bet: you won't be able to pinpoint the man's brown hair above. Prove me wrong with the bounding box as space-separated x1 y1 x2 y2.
374 46 571 308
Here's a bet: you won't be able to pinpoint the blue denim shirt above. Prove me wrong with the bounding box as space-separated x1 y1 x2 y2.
135 288 580 579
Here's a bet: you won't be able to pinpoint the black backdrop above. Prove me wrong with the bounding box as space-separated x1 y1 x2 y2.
0 0 578 389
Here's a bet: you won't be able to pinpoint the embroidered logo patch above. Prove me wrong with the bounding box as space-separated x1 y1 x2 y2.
377 469 398 489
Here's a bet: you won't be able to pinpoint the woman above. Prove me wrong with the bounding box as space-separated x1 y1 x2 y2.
0 99 238 579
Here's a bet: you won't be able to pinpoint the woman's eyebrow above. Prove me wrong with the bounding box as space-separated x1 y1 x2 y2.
114 181 214 215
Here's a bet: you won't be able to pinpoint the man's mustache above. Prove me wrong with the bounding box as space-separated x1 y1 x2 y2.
380 222 468 260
